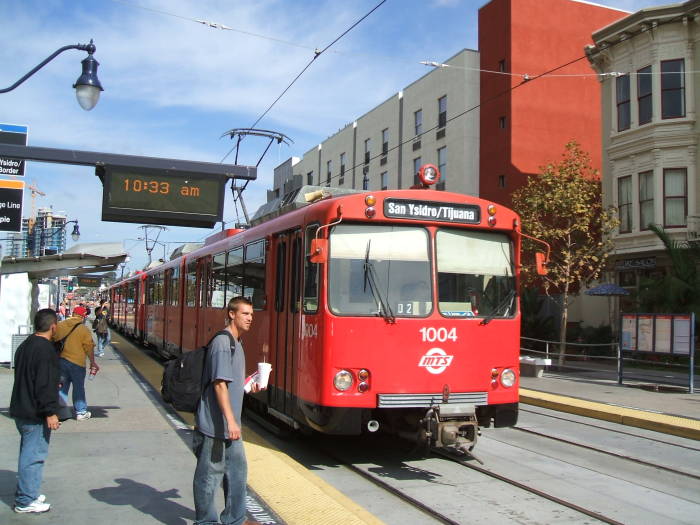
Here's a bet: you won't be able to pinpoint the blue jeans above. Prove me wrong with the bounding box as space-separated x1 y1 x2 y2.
192 431 247 525
59 358 88 415
14 418 51 507
96 333 108 354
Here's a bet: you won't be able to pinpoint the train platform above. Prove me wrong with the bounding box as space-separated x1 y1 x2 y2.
0 333 384 525
520 372 700 441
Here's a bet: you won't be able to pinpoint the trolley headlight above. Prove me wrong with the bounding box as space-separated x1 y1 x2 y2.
334 370 353 391
500 368 516 388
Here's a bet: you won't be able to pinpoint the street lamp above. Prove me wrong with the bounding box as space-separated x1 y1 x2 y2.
0 40 104 111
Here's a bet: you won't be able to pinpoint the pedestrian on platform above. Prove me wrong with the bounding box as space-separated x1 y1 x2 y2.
93 301 110 357
54 305 99 420
10 308 61 514
193 296 262 525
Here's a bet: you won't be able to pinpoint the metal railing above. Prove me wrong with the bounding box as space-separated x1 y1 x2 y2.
520 336 697 393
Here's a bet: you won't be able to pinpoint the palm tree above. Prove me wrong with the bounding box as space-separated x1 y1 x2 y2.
636 224 700 321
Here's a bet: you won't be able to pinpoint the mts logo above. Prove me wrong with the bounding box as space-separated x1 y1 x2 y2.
418 348 454 374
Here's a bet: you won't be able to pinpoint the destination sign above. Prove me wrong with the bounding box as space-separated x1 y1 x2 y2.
384 198 480 224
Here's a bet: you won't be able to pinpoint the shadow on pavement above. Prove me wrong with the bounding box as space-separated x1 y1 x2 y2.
0 469 16 509
89 478 194 525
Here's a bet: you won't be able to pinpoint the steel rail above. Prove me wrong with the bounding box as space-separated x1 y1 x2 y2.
433 448 626 525
520 407 700 452
512 426 700 481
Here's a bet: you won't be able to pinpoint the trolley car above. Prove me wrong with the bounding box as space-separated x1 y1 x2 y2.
110 170 546 453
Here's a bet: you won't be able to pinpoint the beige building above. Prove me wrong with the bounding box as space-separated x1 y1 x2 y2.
586 0 700 308
277 49 480 196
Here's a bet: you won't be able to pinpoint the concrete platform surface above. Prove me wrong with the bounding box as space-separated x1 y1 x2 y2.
0 334 384 525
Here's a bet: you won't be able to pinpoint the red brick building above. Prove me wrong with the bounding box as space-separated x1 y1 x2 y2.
479 0 628 204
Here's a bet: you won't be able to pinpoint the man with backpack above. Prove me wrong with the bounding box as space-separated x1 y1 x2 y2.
93 300 110 357
193 296 261 525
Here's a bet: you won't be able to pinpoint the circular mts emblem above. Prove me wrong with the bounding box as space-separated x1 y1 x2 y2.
418 348 454 375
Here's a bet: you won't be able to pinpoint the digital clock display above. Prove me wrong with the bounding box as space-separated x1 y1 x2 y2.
102 165 226 228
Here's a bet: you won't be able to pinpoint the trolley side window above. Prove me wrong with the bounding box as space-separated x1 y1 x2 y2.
185 261 197 307
168 267 180 307
328 224 431 317
244 240 267 310
226 247 244 298
436 229 515 318
210 252 227 308
303 225 320 313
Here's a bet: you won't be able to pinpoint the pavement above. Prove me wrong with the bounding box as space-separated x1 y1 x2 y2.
0 332 698 524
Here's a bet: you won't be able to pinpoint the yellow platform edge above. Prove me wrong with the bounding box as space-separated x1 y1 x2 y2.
520 388 700 441
111 336 386 525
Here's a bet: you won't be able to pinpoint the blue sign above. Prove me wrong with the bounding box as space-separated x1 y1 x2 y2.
0 123 28 177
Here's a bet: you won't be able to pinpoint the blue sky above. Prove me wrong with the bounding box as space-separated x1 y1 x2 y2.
0 0 663 272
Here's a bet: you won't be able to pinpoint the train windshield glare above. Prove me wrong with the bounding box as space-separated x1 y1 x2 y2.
329 224 432 317
436 229 515 318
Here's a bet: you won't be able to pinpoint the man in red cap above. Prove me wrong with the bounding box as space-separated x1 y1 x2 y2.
53 305 99 420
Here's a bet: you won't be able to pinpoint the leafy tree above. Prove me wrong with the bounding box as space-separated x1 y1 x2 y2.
512 141 618 365
636 224 700 321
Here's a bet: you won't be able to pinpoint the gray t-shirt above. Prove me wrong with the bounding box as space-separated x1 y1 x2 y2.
195 332 245 440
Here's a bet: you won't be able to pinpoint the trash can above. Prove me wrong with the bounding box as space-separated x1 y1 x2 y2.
10 326 31 369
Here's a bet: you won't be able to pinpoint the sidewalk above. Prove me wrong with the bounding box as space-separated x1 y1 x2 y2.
520 372 700 440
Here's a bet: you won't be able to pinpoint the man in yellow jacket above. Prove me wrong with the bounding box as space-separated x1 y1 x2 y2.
54 306 99 420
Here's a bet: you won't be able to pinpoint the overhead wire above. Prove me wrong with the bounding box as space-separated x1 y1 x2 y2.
220 0 388 163
321 9 695 187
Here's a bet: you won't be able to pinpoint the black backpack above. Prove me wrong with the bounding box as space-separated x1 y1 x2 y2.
161 330 235 412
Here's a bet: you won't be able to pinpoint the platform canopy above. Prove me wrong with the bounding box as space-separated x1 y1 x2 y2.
0 242 128 279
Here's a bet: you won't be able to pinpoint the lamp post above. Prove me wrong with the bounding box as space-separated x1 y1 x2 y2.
0 40 104 111
39 219 80 256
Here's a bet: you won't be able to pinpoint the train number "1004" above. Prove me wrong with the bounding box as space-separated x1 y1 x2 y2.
419 327 458 343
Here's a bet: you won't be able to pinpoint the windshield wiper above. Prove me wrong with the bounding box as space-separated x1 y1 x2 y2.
479 289 516 326
363 240 396 323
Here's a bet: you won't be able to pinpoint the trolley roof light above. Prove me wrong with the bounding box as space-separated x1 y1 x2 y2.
365 195 376 206
418 164 440 186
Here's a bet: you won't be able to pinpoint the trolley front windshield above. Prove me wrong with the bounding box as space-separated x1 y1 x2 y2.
436 229 515 318
328 224 431 317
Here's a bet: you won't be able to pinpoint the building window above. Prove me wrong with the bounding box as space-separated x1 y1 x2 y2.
664 168 687 227
638 65 652 125
498 116 506 129
339 153 346 185
616 74 630 131
639 170 654 230
380 171 388 190
498 175 506 188
326 160 332 186
498 59 506 72
381 128 389 156
438 95 447 128
307 171 314 186
364 138 371 164
661 59 685 119
618 176 632 233
414 109 423 136
437 146 447 190
413 157 422 185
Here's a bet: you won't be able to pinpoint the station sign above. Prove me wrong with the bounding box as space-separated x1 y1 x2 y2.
0 179 24 232
384 198 480 224
78 276 101 287
0 123 28 177
101 165 226 228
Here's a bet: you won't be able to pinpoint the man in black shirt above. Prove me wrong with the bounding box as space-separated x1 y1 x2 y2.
10 308 61 514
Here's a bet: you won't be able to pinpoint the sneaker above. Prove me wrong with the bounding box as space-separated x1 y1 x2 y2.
14 499 51 513
76 411 91 420
96 352 104 357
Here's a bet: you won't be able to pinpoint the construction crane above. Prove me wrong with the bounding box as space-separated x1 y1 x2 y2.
26 182 45 234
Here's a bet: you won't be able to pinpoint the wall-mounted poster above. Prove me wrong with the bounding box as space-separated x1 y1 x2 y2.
673 316 691 355
655 316 672 353
637 315 654 352
621 315 637 351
